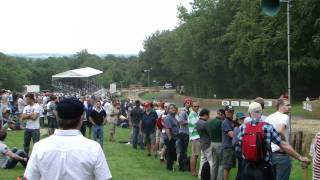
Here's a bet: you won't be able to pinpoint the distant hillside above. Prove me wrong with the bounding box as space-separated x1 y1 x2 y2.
7 53 138 59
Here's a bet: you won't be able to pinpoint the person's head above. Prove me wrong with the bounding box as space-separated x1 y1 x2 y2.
192 101 200 112
254 97 265 110
25 93 35 105
225 105 234 119
199 108 210 121
158 102 165 110
144 102 152 112
277 98 291 114
112 99 118 106
95 100 102 109
57 98 84 130
164 102 170 112
236 112 246 125
184 97 192 109
135 100 141 107
168 104 178 114
50 95 58 102
248 102 262 120
217 109 226 120
0 129 7 141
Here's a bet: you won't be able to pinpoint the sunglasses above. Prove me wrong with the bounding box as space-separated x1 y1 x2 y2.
193 106 200 108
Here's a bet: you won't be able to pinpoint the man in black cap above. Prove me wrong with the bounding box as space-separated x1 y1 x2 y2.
24 98 112 180
222 105 236 180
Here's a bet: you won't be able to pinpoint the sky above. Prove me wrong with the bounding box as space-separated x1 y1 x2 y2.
0 0 192 54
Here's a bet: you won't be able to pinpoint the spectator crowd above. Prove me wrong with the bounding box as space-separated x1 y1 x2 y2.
0 88 319 180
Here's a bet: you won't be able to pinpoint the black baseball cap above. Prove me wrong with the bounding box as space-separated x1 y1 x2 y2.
225 105 234 111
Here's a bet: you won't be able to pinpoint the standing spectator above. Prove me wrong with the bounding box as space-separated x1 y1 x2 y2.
47 95 58 135
90 100 107 149
188 101 201 176
0 129 28 169
79 96 88 137
207 109 225 180
265 98 292 180
140 102 158 156
84 97 94 139
155 102 165 157
130 100 144 149
238 102 310 180
222 105 236 180
232 112 246 180
108 99 120 142
17 94 25 118
24 98 112 180
244 97 267 123
20 93 41 155
196 109 214 180
37 98 45 128
177 97 192 171
163 104 179 171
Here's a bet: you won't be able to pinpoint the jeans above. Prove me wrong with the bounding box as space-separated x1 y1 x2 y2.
93 125 104 148
132 126 144 149
272 153 292 180
24 129 40 155
164 138 177 170
5 148 28 169
176 133 189 171
211 142 223 180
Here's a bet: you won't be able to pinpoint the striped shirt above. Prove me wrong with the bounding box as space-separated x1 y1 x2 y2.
237 118 282 164
314 132 320 180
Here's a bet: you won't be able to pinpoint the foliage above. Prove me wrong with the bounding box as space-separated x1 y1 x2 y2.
138 0 320 100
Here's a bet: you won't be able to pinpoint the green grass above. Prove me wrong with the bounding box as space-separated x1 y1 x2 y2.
0 126 313 180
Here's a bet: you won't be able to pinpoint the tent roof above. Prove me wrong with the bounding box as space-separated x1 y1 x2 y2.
52 67 103 79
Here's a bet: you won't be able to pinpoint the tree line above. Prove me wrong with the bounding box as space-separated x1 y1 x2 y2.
1 0 319 100
138 0 320 100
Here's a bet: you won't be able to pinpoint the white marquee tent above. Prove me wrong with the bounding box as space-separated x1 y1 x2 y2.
52 67 103 80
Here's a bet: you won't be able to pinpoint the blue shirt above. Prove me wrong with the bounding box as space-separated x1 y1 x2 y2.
141 110 158 134
164 113 179 139
222 118 234 149
178 108 189 134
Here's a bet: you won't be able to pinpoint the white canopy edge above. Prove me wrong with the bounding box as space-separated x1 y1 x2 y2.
52 67 103 80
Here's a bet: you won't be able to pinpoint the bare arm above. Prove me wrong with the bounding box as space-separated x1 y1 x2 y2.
20 113 31 121
89 117 96 126
279 141 310 163
5 151 27 161
29 112 39 121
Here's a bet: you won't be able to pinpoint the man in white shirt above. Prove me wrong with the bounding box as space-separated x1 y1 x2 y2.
265 98 291 180
24 98 112 180
20 93 41 155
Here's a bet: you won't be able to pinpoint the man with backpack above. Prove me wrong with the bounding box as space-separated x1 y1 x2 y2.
238 102 310 180
177 97 192 171
130 100 144 149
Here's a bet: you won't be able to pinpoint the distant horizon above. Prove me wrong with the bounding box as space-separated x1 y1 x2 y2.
5 52 138 59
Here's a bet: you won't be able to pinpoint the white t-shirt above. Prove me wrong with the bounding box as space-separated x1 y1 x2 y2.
265 111 290 152
18 98 25 113
23 104 41 129
0 141 9 168
156 109 165 118
103 102 111 114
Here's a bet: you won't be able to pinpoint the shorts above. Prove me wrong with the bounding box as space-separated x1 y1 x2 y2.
143 132 156 145
109 123 116 134
222 148 236 169
191 139 201 156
